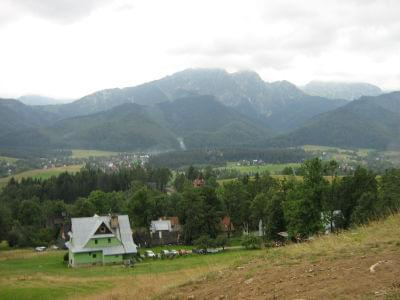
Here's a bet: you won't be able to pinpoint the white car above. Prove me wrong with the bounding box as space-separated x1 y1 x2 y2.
35 246 46 252
145 250 156 258
160 250 171 258
170 249 178 256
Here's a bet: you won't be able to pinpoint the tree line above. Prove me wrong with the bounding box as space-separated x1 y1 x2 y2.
0 158 399 247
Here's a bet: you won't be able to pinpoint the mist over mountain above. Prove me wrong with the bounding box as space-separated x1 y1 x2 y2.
302 81 382 101
18 95 72 106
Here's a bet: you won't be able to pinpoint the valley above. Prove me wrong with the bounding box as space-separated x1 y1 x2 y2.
2 2 399 299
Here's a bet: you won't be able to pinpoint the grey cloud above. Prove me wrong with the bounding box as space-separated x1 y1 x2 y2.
0 0 114 25
170 0 400 73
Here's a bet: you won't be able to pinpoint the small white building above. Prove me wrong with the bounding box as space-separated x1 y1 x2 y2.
150 219 172 239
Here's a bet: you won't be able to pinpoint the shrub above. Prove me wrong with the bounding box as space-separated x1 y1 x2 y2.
241 235 262 249
193 235 215 250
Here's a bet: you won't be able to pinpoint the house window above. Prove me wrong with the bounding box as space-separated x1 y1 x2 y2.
100 226 106 233
88 252 91 256
115 255 118 257
94 239 98 244
93 254 97 258
108 238 111 243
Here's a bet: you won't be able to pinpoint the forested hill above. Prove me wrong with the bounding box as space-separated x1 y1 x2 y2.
268 91 400 149
0 95 271 151
0 99 58 137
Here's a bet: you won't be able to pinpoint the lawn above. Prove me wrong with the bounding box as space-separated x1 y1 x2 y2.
0 165 83 188
219 162 301 175
0 248 252 299
71 149 119 159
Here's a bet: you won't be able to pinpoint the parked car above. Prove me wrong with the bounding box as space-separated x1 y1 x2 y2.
35 246 46 252
170 249 178 256
145 250 156 259
192 248 206 254
160 249 171 258
179 249 188 256
206 248 220 254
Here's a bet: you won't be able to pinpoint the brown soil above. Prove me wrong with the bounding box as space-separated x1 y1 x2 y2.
166 247 400 299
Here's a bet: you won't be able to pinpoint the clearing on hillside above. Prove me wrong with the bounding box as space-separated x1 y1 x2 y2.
71 149 119 159
162 214 400 299
0 165 82 188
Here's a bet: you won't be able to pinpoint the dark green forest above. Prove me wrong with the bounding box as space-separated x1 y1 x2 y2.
0 158 399 247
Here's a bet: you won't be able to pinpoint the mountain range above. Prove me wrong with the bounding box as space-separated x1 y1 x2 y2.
0 68 398 152
269 92 400 149
302 81 382 101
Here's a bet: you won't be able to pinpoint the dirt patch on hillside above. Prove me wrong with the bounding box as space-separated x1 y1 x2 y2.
166 247 400 299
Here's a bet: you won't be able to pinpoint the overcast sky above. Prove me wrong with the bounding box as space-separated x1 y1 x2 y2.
0 0 399 99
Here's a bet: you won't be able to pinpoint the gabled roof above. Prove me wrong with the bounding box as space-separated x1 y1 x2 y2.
67 214 137 254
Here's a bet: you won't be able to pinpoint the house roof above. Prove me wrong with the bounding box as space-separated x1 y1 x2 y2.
67 214 137 254
150 219 171 232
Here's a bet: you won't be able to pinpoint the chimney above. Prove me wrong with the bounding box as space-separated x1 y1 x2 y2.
110 214 119 229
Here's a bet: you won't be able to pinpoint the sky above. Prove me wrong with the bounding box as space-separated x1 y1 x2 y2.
0 0 399 99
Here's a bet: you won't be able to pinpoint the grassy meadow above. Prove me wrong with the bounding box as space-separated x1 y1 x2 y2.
0 165 83 189
71 149 119 159
0 156 18 163
0 247 252 300
218 162 301 175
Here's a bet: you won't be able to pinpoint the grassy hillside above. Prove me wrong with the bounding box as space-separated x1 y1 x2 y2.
218 162 301 175
0 156 18 163
0 165 82 188
1 214 399 299
71 149 119 159
0 248 251 300
166 214 400 299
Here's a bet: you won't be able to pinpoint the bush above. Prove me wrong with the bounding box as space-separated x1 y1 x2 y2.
6 229 21 247
193 235 215 250
241 235 262 249
215 236 229 250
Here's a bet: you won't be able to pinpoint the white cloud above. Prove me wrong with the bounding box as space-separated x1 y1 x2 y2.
0 0 399 98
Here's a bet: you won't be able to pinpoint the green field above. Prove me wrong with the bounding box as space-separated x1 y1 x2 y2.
0 248 252 299
1 215 400 299
71 149 119 159
219 162 301 175
0 156 18 163
0 165 83 188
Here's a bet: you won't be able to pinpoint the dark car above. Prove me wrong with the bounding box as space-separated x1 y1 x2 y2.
192 248 206 254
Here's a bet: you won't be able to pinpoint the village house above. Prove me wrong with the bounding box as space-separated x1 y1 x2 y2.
148 217 181 246
192 177 205 187
66 214 137 267
220 216 234 235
